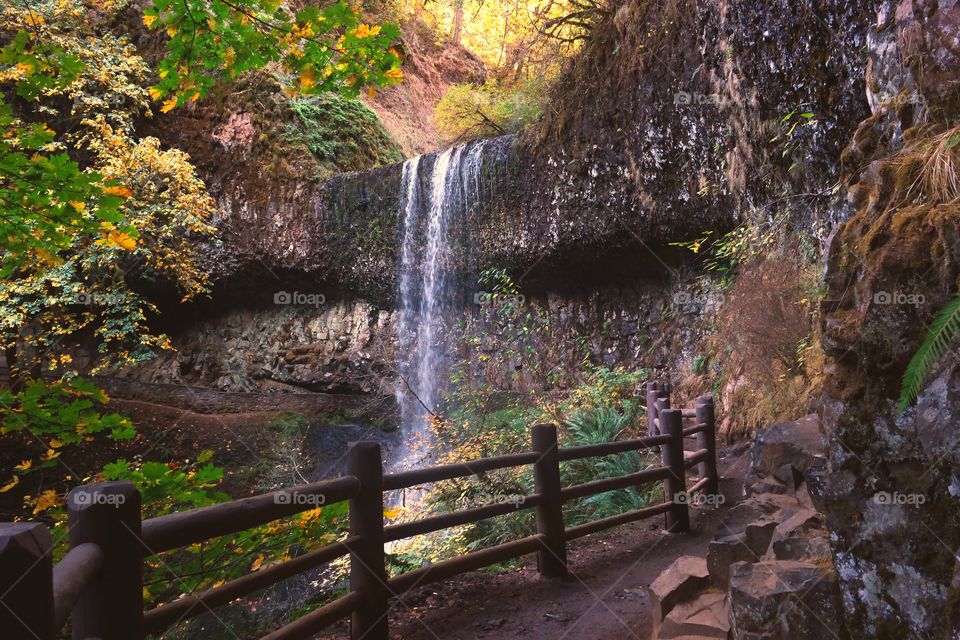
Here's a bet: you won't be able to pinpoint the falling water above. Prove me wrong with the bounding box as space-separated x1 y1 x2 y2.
394 140 488 467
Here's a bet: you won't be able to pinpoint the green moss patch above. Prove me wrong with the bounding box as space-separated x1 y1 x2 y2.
287 94 403 176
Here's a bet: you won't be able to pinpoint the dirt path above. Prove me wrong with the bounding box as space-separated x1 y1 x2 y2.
318 445 751 640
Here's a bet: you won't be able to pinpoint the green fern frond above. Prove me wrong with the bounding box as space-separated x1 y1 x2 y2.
899 292 960 412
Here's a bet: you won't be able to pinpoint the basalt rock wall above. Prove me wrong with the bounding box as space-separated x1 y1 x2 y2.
815 0 960 636
160 0 875 313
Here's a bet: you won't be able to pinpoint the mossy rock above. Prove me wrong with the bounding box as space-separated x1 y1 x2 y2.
286 94 403 176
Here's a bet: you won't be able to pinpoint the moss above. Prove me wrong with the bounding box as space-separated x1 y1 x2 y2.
286 94 403 176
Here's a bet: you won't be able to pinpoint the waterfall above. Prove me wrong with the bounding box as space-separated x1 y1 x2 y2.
395 140 487 466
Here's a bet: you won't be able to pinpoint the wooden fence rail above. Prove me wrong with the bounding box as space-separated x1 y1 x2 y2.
0 380 719 640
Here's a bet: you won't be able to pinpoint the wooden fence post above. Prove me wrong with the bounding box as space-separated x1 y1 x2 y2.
696 395 719 495
68 481 143 640
646 381 660 438
660 409 690 533
0 522 54 640
347 441 389 640
532 423 567 577
657 392 671 415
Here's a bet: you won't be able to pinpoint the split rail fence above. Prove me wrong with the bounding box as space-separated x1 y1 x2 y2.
0 380 718 640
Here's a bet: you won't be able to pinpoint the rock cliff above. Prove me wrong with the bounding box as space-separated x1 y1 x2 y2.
817 0 960 635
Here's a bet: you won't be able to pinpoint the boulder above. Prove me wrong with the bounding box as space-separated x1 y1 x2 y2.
769 535 831 562
772 464 803 490
749 415 825 478
728 560 843 639
744 520 778 556
746 478 789 496
657 590 730 639
651 555 712 628
717 476 747 504
707 519 777 587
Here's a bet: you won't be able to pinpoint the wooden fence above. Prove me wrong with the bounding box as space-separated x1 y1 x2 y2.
0 381 718 640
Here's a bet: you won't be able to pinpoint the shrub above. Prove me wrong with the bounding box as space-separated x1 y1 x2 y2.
435 80 545 142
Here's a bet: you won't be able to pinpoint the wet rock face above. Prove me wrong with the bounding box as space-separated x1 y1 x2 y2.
817 1 960 636
129 275 721 397
127 302 397 396
150 0 875 312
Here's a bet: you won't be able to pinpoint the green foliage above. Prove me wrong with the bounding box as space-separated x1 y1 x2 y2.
560 406 656 524
417 360 649 559
144 0 403 107
287 94 402 175
36 453 350 610
104 453 229 512
900 292 960 411
0 377 134 492
435 80 545 142
0 2 398 619
769 102 818 169
693 354 709 374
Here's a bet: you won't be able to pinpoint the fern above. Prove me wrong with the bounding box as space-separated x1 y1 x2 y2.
900 292 960 411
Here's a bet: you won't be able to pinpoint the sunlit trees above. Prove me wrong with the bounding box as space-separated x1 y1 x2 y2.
419 0 602 141
0 0 401 500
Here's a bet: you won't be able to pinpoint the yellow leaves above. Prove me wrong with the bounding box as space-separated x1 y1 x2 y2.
24 10 45 26
384 67 404 83
100 229 137 251
383 506 402 519
206 18 217 31
15 61 35 78
250 555 265 571
190 91 201 102
160 97 178 113
159 68 169 79
345 73 359 88
299 67 316 91
367 86 377 98
0 476 18 493
41 449 61 462
34 247 59 266
49 438 64 449
148 86 163 101
33 490 58 515
352 23 380 39
102 185 133 198
300 508 322 523
223 47 236 69
143 13 158 27
69 200 86 212
291 24 315 40
14 460 32 472
166 25 178 38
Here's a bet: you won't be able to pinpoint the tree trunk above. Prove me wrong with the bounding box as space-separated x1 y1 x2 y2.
452 0 464 45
